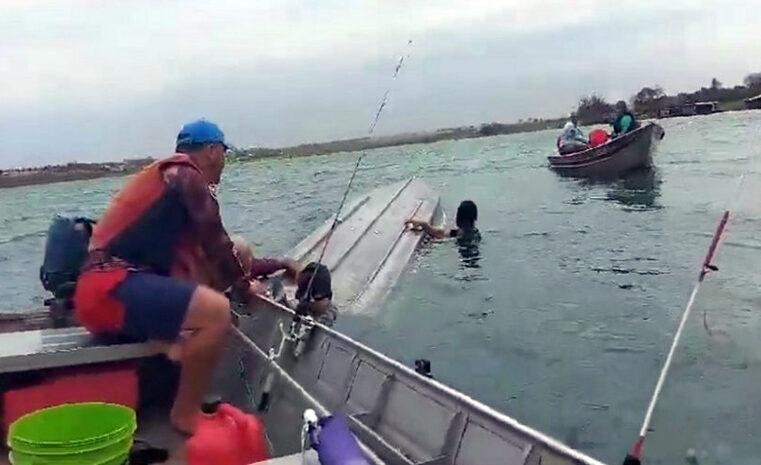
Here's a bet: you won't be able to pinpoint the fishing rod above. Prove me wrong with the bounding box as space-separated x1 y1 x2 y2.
241 42 414 415
622 171 748 465
299 39 413 305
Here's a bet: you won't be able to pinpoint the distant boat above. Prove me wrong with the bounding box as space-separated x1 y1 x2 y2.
548 123 665 178
746 93 761 110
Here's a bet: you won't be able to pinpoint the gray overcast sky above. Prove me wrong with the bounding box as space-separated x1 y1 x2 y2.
1 0 759 168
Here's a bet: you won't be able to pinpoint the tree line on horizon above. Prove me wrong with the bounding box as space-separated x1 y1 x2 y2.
6 72 761 173
575 72 761 124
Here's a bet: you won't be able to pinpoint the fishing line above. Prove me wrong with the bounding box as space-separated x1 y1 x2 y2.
235 41 413 428
623 161 753 465
300 40 413 304
702 169 748 335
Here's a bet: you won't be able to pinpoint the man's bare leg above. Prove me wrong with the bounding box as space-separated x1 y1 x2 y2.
168 285 231 434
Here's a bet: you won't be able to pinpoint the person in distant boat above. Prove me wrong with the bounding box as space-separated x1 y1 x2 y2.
406 200 481 241
74 119 257 434
612 101 639 136
557 114 589 155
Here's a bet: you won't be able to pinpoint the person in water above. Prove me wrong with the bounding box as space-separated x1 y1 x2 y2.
294 262 337 326
74 119 255 434
557 114 589 155
612 100 639 136
231 236 337 325
406 200 481 241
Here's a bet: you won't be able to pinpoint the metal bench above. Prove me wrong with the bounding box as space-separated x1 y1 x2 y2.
0 327 156 374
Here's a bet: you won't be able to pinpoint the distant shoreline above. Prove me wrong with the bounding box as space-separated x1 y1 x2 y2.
0 168 139 189
1 118 565 189
233 117 566 161
5 107 756 190
4 73 759 190
0 160 152 189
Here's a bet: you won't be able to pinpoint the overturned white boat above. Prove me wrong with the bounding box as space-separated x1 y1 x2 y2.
285 177 442 315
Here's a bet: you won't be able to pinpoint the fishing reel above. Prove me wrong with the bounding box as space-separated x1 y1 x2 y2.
289 312 315 359
266 274 321 358
258 309 316 413
268 313 315 361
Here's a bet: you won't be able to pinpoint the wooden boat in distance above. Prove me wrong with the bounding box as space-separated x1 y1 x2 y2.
548 123 665 178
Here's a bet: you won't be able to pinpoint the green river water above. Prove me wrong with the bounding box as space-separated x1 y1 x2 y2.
2 111 761 464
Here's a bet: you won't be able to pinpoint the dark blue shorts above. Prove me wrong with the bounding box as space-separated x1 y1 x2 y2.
113 271 197 342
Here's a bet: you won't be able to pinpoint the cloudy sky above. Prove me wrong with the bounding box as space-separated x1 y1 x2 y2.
1 0 759 168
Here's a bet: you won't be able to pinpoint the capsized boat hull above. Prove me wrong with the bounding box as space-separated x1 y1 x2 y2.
548 123 664 178
285 177 441 315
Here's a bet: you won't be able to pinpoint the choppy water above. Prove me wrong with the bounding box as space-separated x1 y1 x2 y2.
2 111 761 464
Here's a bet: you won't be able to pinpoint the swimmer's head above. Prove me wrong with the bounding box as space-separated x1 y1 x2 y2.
455 200 478 230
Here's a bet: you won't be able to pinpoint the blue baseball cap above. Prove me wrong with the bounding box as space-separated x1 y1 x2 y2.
175 119 231 150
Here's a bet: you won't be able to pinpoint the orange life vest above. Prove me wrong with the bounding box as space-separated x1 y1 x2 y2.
90 154 212 284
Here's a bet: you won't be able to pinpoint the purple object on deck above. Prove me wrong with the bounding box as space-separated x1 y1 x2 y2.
312 415 370 465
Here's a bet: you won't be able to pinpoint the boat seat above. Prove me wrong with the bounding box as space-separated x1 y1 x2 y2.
0 327 156 374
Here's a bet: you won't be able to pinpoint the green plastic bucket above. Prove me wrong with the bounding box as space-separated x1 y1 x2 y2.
7 403 135 463
10 426 133 456
9 436 132 465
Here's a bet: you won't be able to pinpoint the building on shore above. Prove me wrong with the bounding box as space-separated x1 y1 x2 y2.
658 104 696 118
693 101 718 114
746 93 761 110
657 101 719 118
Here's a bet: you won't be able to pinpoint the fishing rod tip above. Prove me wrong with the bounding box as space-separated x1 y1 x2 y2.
622 454 641 465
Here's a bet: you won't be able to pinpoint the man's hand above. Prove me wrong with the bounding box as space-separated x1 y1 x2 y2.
248 279 269 297
232 278 270 303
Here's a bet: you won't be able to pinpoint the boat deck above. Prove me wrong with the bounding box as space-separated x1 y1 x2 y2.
133 405 187 464
0 307 607 465
0 401 312 465
0 404 185 465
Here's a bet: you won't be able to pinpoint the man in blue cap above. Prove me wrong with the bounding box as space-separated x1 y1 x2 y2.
75 119 253 434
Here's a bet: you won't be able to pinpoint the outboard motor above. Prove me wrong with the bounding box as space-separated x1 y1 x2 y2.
39 216 95 327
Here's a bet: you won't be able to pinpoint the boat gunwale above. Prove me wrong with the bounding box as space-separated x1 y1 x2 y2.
240 296 608 465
